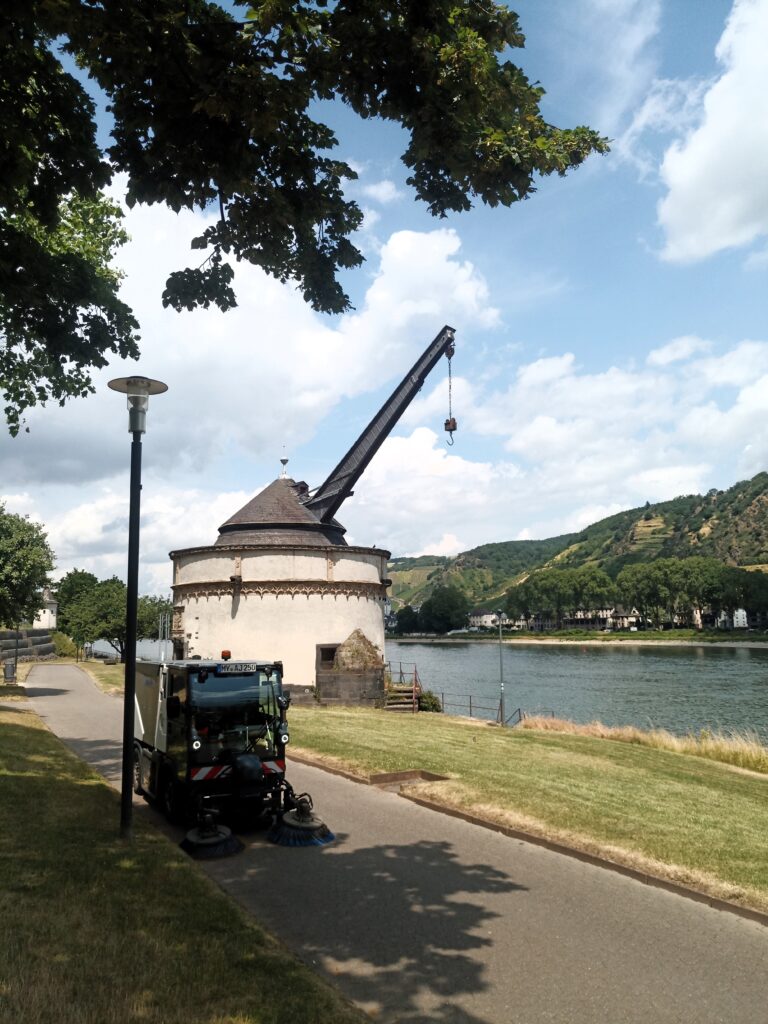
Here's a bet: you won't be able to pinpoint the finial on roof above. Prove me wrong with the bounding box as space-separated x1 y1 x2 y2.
279 456 289 479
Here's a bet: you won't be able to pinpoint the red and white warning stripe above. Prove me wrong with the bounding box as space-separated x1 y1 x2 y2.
190 765 232 781
261 760 285 774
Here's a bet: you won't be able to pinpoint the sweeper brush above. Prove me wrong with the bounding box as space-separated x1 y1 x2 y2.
180 813 244 859
268 793 335 847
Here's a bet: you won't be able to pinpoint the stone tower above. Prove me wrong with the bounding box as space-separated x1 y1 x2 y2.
169 476 389 686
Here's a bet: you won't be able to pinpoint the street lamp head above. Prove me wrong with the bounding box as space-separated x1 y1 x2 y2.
108 376 168 433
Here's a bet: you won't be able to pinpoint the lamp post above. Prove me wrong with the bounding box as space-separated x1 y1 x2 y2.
497 610 505 727
108 375 168 839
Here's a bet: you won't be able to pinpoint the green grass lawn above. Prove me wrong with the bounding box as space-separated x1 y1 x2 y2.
289 705 768 912
77 657 125 693
0 708 365 1024
10 657 126 695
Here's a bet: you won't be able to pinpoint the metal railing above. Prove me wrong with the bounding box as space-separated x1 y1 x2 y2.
383 664 558 725
436 694 556 727
503 706 556 726
385 661 422 713
439 692 501 720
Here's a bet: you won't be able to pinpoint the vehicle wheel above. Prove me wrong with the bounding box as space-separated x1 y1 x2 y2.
133 746 144 795
161 774 183 824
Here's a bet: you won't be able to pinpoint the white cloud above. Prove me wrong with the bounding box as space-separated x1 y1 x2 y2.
41 485 254 593
658 0 768 262
553 0 662 134
745 245 768 270
565 503 627 532
691 341 768 389
584 0 662 133
407 533 465 558
10 322 768 576
360 179 403 204
626 464 709 502
343 427 501 554
615 77 710 177
646 335 712 366
1 200 497 485
516 354 575 388
2 493 39 519
677 372 768 476
383 334 768 547
400 375 475 430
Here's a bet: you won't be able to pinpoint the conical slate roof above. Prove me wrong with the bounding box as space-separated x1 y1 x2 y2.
215 478 347 547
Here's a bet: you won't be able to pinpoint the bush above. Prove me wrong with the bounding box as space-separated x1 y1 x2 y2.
418 690 443 713
52 631 77 658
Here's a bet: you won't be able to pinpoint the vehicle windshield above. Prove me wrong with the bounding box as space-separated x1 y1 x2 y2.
188 666 281 713
188 665 283 761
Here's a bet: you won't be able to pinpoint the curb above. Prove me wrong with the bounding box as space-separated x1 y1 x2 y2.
288 751 768 929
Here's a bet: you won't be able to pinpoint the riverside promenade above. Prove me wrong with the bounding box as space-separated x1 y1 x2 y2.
25 663 768 1024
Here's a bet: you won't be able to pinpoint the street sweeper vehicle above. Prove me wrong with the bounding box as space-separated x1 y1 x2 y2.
132 657 333 851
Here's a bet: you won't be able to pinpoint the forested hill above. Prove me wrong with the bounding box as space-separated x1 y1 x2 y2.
388 471 768 609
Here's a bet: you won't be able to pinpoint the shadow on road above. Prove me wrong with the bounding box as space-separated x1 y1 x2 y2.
218 836 527 1023
21 687 70 697
52 735 123 783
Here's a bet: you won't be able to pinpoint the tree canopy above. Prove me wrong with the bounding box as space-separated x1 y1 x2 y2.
418 584 469 634
504 558 768 630
54 568 98 636
2 1 607 432
56 570 172 659
506 565 616 629
394 604 420 635
0 504 55 626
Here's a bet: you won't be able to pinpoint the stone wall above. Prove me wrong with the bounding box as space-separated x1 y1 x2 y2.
316 667 386 705
0 628 56 662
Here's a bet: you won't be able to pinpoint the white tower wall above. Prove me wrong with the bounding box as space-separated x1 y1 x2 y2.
171 544 388 686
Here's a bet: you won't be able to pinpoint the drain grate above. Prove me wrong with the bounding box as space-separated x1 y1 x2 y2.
369 769 449 788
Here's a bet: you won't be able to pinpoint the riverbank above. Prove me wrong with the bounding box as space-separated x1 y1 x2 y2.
289 704 768 914
390 634 768 649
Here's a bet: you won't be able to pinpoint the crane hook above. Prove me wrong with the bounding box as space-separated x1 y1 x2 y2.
444 348 457 446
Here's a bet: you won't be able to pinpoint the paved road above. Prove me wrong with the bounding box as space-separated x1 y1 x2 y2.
25 664 768 1024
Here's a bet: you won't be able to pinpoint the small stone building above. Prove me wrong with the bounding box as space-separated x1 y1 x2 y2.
33 587 58 630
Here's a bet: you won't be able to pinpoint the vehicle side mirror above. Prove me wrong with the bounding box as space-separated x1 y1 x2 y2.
167 696 181 720
277 694 291 711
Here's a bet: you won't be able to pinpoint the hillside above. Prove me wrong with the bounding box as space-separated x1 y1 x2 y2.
388 471 768 610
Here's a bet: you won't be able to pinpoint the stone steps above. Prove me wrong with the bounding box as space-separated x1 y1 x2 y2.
0 629 55 662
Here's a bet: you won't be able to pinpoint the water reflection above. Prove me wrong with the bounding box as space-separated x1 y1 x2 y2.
387 640 768 741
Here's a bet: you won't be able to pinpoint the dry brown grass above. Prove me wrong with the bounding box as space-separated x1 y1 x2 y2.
0 682 27 701
520 715 768 774
409 778 767 911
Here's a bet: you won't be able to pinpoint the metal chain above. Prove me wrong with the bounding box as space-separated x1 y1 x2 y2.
445 354 456 445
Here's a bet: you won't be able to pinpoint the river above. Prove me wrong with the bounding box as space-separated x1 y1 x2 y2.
386 640 768 741
101 637 768 740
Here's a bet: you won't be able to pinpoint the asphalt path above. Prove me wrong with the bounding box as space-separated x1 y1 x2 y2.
24 664 768 1024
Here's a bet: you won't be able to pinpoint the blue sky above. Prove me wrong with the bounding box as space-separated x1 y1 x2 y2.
3 0 768 593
